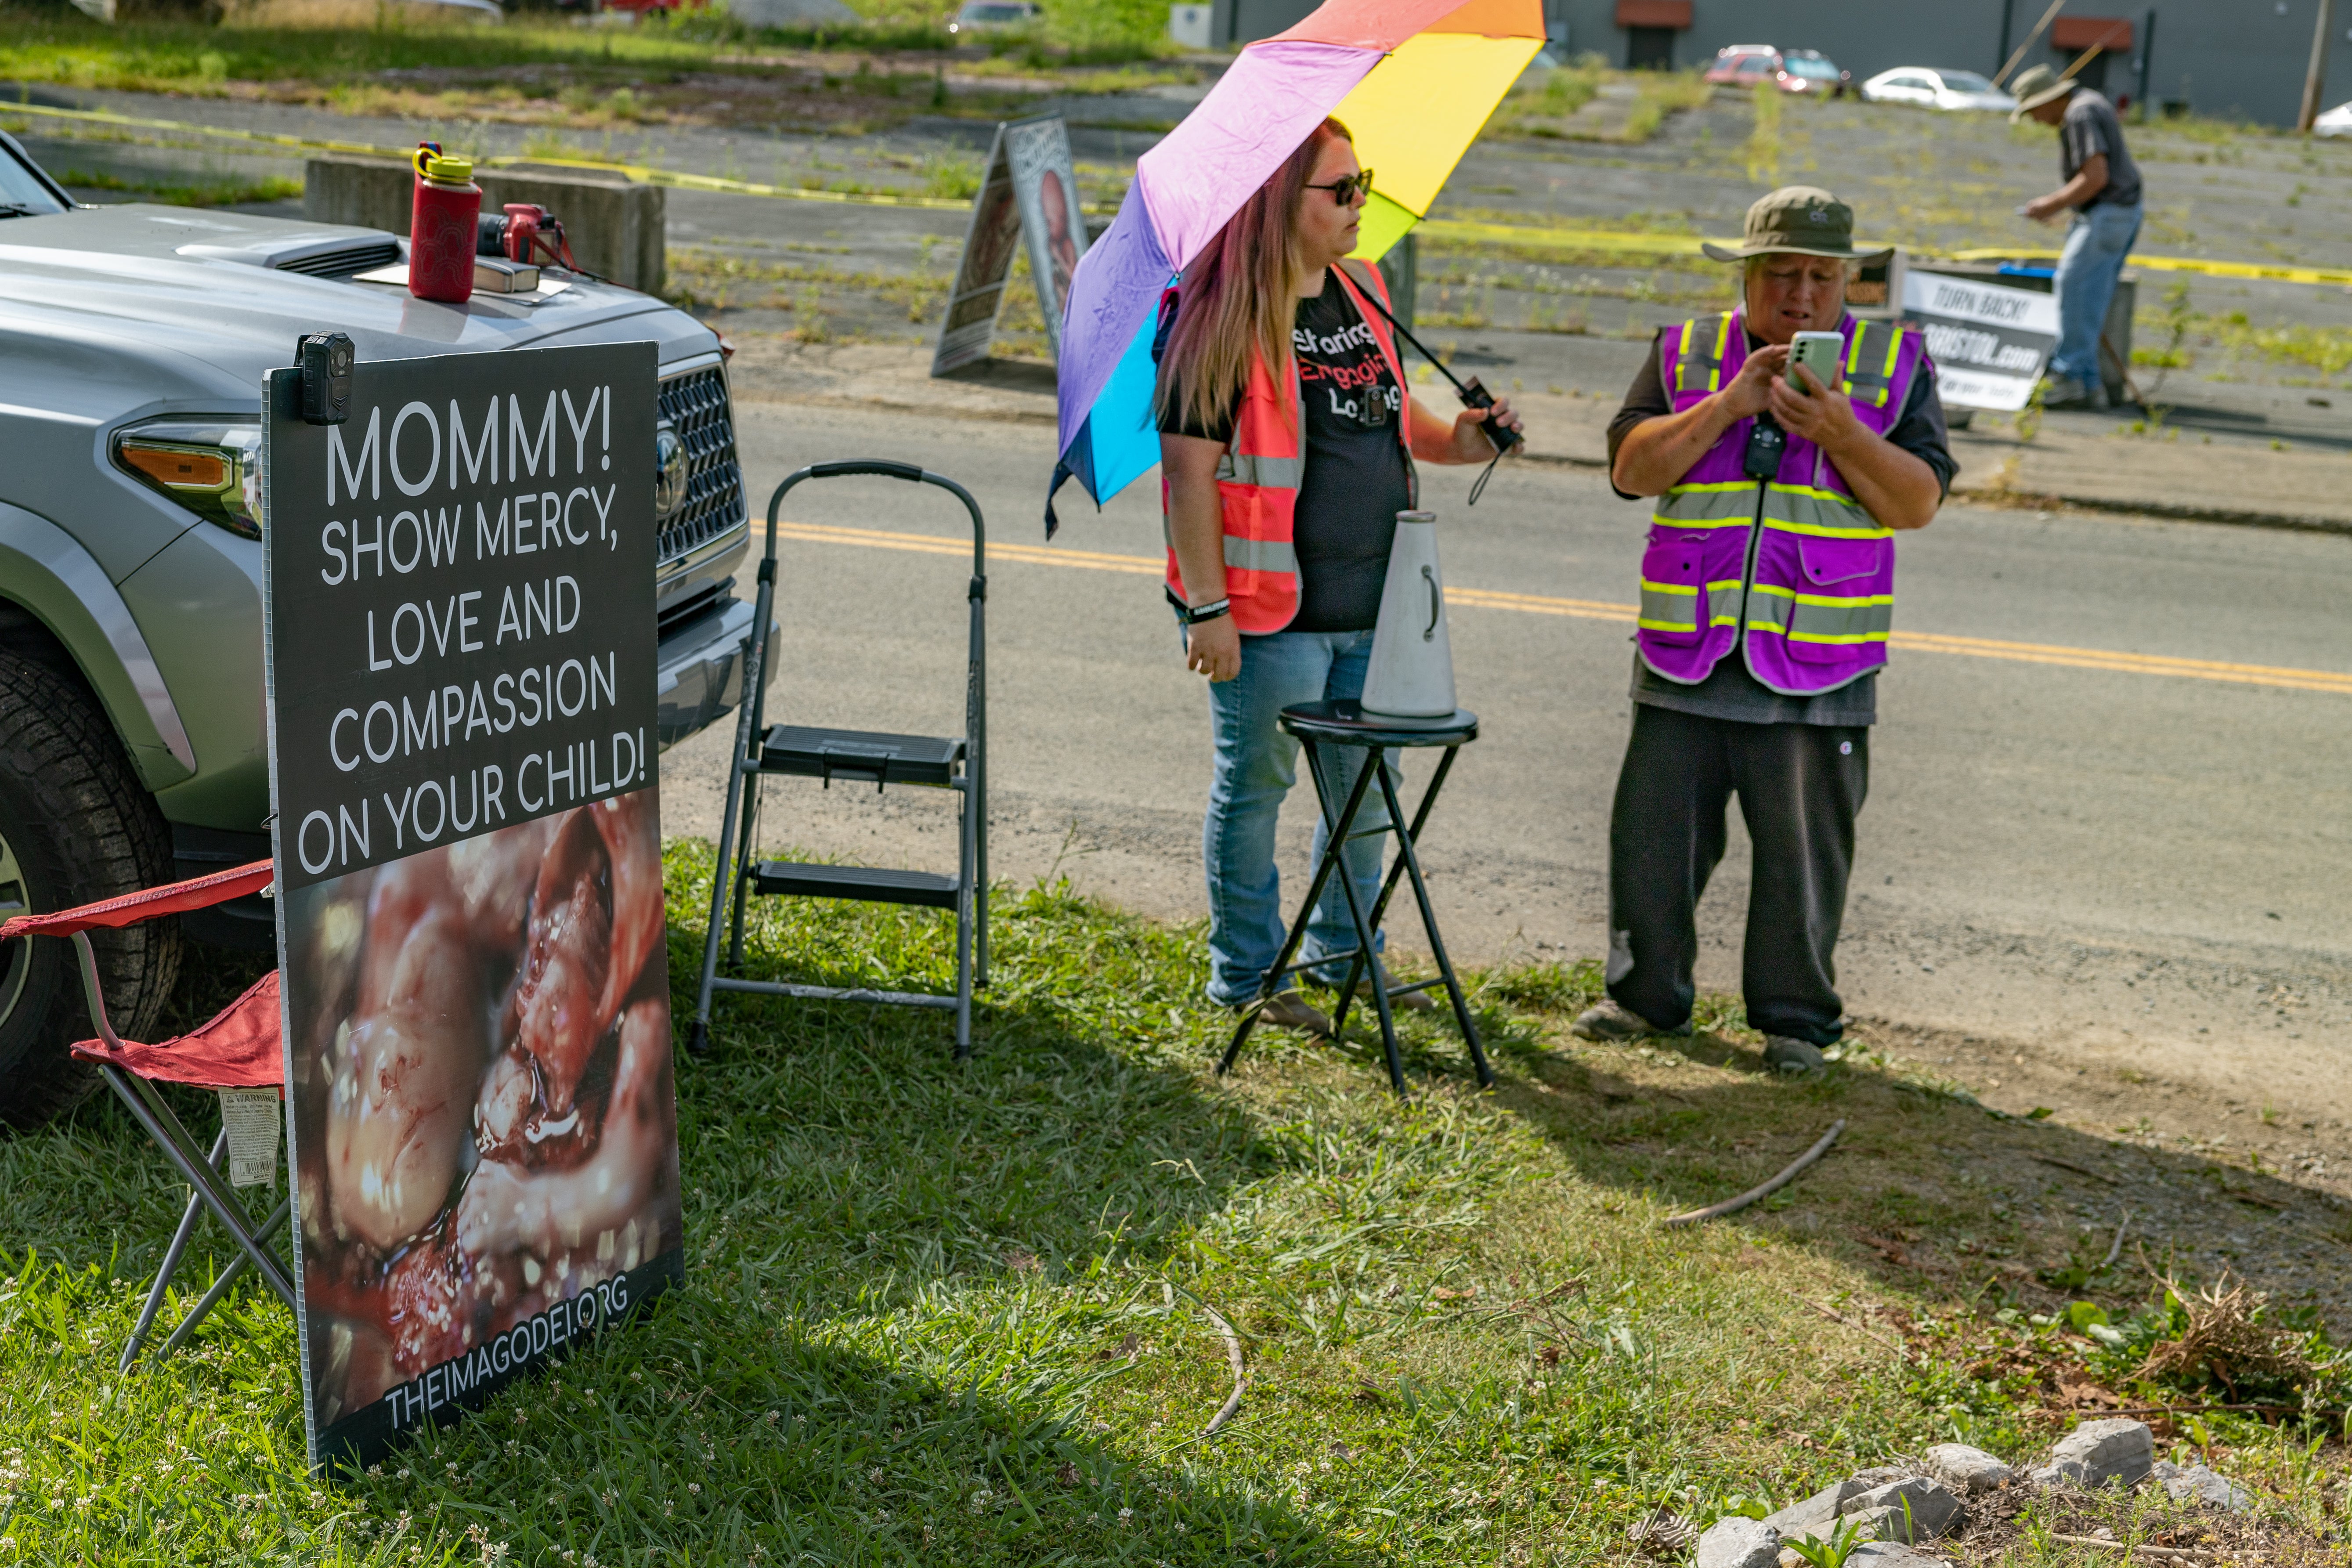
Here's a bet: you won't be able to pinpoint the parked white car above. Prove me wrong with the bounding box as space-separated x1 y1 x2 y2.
1861 67 2017 113
947 0 1042 32
2315 100 2352 137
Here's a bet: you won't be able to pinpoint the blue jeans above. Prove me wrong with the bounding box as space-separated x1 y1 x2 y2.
1201 629 1393 1006
2049 202 2141 386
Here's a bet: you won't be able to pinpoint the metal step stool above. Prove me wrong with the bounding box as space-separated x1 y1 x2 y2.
687 460 987 1056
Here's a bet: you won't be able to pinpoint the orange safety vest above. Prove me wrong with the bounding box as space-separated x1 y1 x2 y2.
1164 260 1415 634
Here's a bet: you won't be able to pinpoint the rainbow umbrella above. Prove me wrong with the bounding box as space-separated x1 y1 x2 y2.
1047 0 1544 530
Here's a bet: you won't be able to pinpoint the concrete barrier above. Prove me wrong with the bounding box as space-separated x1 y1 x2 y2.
303 154 665 296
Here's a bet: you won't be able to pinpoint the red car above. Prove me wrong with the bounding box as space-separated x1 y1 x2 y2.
1704 45 1852 97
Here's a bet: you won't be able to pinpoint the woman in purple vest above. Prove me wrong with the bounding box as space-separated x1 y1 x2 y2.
1575 186 1954 1072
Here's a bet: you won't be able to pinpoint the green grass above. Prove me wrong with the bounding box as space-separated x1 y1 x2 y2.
0 2 1178 101
0 6 733 95
1486 64 1712 146
2 842 2348 1564
53 166 301 206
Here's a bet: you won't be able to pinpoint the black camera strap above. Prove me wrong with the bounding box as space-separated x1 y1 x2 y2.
1348 273 1519 506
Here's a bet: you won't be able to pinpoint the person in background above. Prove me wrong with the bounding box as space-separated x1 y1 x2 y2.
1578 187 1952 1072
1157 117 1521 1037
2013 63 2144 409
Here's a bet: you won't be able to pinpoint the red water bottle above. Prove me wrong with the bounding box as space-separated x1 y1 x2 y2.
409 143 480 303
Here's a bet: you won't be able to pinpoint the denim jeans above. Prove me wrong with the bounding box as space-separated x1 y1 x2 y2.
2049 201 2141 386
1200 628 1394 1007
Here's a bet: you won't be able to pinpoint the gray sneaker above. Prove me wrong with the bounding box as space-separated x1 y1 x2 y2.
1570 1000 1692 1042
1763 1035 1827 1074
2038 374 2094 410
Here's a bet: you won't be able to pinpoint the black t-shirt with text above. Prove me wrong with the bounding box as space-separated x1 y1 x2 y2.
1162 272 1413 633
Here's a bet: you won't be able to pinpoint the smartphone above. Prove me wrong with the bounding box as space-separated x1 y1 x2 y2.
1787 330 1844 392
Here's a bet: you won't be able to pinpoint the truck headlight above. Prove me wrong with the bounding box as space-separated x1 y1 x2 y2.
113 422 264 541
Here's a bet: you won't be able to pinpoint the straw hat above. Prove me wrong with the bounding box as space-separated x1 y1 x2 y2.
1700 186 1894 263
2009 64 2078 120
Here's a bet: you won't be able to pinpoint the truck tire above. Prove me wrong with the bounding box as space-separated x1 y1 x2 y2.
0 650 181 1131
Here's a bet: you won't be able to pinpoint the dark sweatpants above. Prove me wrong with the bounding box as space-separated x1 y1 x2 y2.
1604 704 1869 1045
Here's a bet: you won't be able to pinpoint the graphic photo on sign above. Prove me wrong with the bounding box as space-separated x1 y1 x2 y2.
1004 114 1089 359
263 341 683 1471
931 113 1088 374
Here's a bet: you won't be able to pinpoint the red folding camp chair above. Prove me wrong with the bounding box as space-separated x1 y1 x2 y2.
0 859 293 1367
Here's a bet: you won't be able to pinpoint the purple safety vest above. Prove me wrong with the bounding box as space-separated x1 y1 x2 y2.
1638 308 1927 696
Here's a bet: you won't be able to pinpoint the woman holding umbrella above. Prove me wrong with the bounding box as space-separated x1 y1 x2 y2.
1157 118 1523 1036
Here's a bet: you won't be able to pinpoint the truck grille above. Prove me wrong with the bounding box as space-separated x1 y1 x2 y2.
657 365 747 565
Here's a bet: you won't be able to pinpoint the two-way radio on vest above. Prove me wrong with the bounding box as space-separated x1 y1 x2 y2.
1345 276 1519 505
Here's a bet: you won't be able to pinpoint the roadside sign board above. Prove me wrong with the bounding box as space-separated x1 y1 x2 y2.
1901 268 2058 412
932 112 1090 374
262 341 683 1473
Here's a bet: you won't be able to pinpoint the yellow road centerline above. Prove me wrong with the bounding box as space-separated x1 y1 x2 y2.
773 522 2352 696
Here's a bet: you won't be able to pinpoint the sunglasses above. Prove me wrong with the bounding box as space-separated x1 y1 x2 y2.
1307 169 1375 206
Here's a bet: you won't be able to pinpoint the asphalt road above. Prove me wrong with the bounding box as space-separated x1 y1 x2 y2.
661 398 2352 1118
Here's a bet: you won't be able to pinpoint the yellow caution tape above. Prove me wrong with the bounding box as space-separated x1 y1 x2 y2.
1421 218 2352 290
1943 245 2352 289
7 98 2350 287
1417 217 1727 258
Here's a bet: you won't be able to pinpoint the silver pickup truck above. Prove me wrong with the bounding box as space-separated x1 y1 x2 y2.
0 131 760 1127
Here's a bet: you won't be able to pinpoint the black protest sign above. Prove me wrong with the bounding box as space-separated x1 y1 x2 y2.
267 343 660 892
1900 269 2059 412
264 341 684 1473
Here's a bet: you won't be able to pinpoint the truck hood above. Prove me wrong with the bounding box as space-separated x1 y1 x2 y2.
0 204 716 419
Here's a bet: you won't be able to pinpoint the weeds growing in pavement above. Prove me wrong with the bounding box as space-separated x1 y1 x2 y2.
7 845 2352 1563
1743 79 1783 188
53 167 300 207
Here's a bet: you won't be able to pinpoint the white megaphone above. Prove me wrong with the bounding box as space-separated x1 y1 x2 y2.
1359 509 1458 723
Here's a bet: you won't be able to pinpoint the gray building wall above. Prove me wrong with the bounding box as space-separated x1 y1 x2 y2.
1212 0 2352 129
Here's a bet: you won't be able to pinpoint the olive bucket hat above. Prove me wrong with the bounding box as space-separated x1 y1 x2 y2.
1700 185 1894 263
2008 63 2078 120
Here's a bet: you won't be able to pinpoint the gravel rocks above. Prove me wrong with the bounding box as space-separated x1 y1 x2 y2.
2030 1418 2155 1489
1694 1515 1781 1568
1842 1544 1953 1567
1846 1477 1967 1540
1922 1443 2014 1496
2152 1460 2256 1512
1759 1478 1872 1538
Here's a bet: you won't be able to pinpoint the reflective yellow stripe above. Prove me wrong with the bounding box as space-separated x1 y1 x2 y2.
1639 574 1701 631
1762 519 1894 539
1763 481 1893 538
1709 312 1730 391
1673 317 1699 394
1748 585 1896 641
1707 580 1745 626
1746 585 1895 607
1657 479 1759 527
